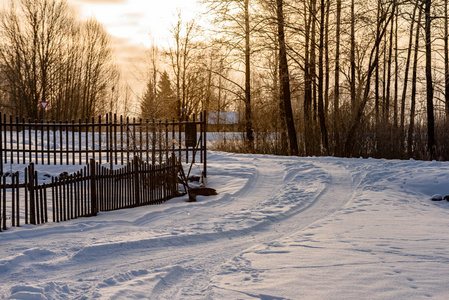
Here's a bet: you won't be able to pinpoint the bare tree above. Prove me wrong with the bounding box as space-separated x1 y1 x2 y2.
79 18 117 119
400 2 418 153
0 0 118 120
167 12 198 120
318 0 329 154
201 0 256 146
334 0 342 155
0 0 69 119
445 0 449 120
408 3 422 158
424 0 435 159
276 0 298 155
140 43 161 120
344 1 396 156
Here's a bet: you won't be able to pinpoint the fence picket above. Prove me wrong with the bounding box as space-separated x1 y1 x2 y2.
9 115 13 164
40 120 44 164
35 170 40 225
2 176 5 230
16 117 19 165
0 111 207 232
0 114 3 175
0 177 2 232
11 172 15 226
39 186 44 224
16 173 20 227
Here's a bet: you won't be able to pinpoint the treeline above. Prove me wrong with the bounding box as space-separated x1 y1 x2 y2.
142 0 449 160
2 0 448 160
0 0 120 121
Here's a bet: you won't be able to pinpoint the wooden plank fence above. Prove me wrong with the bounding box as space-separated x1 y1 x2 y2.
0 155 180 232
0 111 207 176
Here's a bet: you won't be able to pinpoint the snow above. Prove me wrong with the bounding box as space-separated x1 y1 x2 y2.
208 112 239 125
1 151 449 299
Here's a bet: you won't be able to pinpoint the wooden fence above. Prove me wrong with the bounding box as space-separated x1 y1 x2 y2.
0 155 180 232
0 111 207 176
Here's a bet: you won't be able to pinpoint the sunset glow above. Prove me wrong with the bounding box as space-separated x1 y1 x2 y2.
70 0 200 47
68 0 202 95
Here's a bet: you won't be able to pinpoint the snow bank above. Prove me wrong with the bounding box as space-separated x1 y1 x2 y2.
1 153 449 299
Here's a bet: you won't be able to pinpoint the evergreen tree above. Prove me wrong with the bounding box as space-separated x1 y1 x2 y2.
140 79 157 120
157 71 176 119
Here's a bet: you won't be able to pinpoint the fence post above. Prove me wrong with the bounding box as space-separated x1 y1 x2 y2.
2 175 5 230
11 172 15 226
152 119 156 165
90 159 97 216
0 112 3 175
202 110 207 178
0 176 1 231
15 172 19 227
185 115 189 164
134 156 140 207
29 163 36 225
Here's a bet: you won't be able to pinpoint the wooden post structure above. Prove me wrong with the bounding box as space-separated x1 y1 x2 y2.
0 113 3 175
202 110 207 178
29 163 36 225
90 159 97 216
2 175 5 230
134 156 140 207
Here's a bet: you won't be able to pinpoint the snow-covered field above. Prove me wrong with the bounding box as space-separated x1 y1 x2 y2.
1 151 449 299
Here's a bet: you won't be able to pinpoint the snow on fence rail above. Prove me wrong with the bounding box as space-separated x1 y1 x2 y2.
0 155 180 232
0 111 207 176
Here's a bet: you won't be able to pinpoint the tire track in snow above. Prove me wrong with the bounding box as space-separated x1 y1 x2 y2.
149 157 362 299
0 154 362 299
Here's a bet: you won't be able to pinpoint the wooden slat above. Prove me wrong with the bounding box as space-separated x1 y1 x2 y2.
71 120 75 165
2 175 6 230
10 115 13 164
0 113 205 232
114 114 118 165
11 172 15 226
39 185 44 224
22 117 26 165
44 188 48 223
25 167 28 224
35 170 40 224
52 177 56 222
120 115 124 165
99 116 102 165
16 117 20 165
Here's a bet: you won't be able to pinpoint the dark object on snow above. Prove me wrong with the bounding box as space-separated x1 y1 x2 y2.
177 163 217 202
188 187 218 202
431 194 443 201
185 123 197 148
445 195 449 201
188 175 201 182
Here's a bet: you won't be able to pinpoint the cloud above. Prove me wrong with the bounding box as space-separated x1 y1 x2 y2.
110 36 148 92
74 0 126 3
122 12 144 19
112 36 146 60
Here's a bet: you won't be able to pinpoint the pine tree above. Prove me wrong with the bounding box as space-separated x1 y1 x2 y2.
157 71 176 119
140 79 157 120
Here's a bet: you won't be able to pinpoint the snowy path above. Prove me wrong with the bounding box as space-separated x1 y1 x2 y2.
1 152 449 299
0 153 355 299
145 157 360 299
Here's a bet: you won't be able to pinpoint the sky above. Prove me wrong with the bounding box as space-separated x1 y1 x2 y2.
68 0 203 101
0 0 203 107
70 0 200 48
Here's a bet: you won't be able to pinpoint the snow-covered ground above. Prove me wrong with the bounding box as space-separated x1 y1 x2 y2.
1 151 449 299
